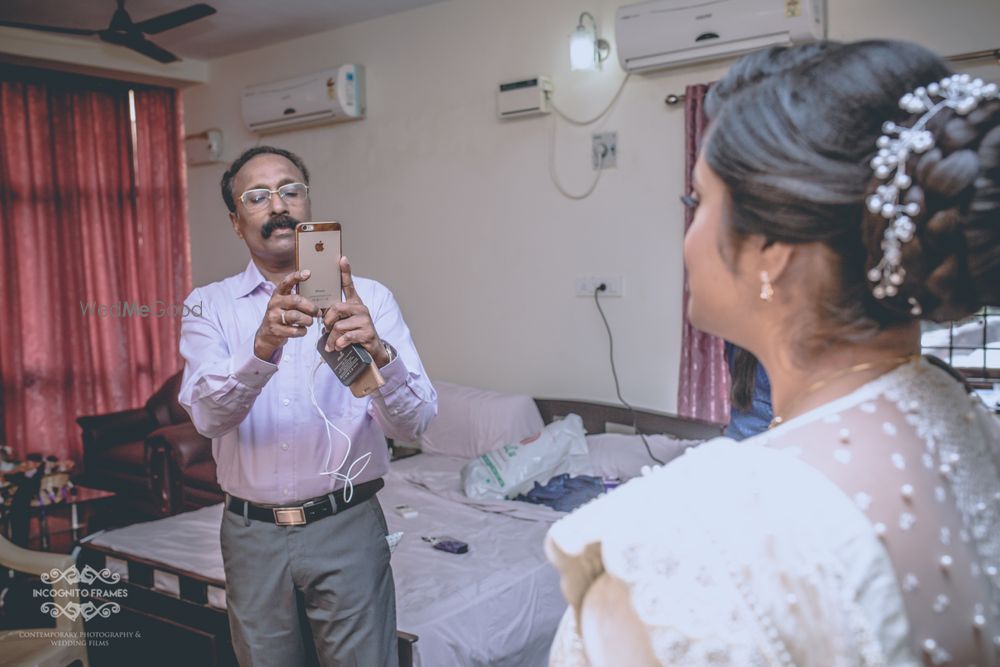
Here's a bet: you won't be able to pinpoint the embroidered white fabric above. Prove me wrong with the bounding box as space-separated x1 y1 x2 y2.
546 358 1000 666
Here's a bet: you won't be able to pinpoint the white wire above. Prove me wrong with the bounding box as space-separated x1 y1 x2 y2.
546 73 630 201
308 317 371 503
548 72 631 126
549 114 605 200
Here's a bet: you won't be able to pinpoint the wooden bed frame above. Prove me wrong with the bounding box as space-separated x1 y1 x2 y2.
77 399 723 667
533 397 723 441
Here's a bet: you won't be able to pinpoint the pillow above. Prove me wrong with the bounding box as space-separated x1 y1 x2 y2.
420 381 545 458
586 433 703 480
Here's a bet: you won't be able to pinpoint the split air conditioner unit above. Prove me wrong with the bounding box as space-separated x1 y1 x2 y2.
616 0 826 73
496 76 553 119
241 65 365 134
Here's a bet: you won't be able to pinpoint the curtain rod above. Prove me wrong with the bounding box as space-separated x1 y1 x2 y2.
663 47 1000 107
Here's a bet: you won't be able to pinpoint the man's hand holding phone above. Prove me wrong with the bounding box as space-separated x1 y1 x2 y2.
253 270 319 362
322 256 391 368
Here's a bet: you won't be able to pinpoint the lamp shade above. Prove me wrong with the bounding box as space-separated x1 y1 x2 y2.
570 25 597 71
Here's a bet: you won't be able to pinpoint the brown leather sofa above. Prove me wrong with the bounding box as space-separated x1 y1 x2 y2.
147 421 222 514
77 371 217 518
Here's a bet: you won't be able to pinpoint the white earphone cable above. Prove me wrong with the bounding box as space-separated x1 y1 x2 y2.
307 317 371 503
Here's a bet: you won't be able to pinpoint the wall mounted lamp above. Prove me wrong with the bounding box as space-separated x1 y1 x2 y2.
570 12 610 71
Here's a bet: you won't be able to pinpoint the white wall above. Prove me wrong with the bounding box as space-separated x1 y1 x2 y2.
181 0 1000 412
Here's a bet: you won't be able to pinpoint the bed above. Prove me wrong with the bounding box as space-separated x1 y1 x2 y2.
76 392 722 667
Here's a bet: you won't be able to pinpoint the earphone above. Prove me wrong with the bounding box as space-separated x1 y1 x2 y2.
307 316 371 503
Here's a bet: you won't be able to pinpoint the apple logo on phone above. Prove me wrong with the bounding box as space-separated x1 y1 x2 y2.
315 241 324 252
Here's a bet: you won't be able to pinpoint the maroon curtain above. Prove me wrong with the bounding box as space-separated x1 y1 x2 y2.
677 83 730 423
0 68 190 462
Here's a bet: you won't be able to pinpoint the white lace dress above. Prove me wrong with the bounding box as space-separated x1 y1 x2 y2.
547 358 1000 666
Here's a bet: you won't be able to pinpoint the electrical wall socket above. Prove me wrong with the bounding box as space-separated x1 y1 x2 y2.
576 275 623 297
592 131 617 170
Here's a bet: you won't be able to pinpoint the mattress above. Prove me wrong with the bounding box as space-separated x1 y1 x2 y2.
84 452 566 667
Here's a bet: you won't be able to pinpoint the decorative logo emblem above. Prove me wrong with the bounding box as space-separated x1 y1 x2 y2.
35 565 128 621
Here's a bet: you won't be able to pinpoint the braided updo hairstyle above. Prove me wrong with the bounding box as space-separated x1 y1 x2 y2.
704 40 1000 347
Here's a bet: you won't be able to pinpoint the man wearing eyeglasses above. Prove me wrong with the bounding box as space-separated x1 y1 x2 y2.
178 146 437 667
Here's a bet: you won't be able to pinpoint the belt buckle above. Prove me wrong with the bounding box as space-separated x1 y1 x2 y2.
273 506 306 526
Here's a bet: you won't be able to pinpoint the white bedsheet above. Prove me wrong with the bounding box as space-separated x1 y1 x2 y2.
85 453 565 667
394 451 565 522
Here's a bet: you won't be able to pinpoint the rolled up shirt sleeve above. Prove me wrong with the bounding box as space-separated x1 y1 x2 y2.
179 288 278 439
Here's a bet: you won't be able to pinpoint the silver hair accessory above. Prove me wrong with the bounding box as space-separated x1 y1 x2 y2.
866 73 998 315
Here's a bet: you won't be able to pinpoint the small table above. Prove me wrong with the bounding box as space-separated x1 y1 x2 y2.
31 485 117 550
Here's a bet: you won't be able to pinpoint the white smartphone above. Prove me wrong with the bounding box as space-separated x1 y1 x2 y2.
294 222 341 311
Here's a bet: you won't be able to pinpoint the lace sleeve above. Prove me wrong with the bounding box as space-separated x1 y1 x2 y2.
546 440 898 666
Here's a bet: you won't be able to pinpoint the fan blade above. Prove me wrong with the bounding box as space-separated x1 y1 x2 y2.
99 31 179 63
134 4 215 35
0 19 97 36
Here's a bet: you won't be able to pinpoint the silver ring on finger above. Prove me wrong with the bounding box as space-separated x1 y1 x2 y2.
280 309 288 326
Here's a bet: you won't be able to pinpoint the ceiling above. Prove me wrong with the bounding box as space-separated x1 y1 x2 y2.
0 0 447 61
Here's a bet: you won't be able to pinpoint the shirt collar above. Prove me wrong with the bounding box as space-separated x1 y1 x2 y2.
231 260 275 298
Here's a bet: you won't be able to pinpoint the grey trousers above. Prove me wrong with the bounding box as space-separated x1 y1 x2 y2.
220 493 399 667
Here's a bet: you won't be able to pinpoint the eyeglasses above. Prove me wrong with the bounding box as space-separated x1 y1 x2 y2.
239 182 309 211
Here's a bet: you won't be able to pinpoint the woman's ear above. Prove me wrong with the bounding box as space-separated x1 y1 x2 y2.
758 240 795 285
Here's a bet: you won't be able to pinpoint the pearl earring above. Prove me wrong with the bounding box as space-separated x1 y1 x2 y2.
759 271 774 302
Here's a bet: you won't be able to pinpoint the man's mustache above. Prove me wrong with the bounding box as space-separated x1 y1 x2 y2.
260 214 299 240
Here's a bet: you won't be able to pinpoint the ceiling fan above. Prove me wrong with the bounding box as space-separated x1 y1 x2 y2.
0 0 217 64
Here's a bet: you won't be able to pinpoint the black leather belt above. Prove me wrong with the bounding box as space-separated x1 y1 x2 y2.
227 478 384 526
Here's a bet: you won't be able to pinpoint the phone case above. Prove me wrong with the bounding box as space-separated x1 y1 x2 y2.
430 537 469 554
316 330 385 396
317 332 371 386
294 222 342 311
350 361 385 398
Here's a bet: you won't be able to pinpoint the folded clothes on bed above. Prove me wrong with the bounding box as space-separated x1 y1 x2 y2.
513 473 605 512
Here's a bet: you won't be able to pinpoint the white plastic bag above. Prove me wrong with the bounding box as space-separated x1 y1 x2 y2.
461 414 588 500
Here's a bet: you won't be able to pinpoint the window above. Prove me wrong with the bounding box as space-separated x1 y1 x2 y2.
921 307 1000 386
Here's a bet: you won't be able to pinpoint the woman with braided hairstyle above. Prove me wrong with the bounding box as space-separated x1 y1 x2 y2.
546 40 1000 665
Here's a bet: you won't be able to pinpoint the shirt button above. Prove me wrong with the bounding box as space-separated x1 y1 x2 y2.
282 398 290 406
281 443 289 450
282 488 289 496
